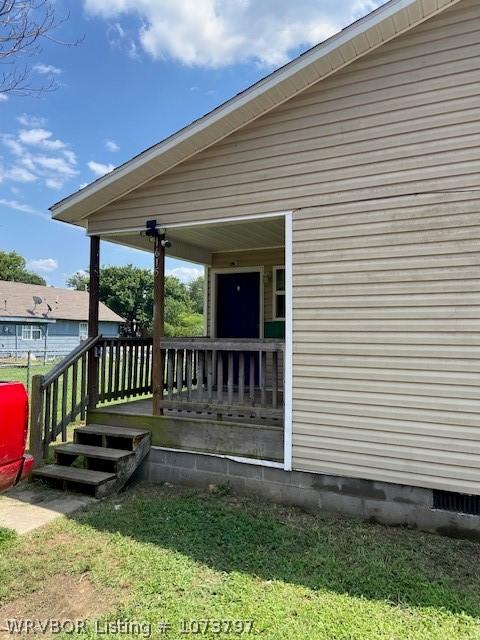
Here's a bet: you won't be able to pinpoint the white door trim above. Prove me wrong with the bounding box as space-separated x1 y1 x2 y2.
209 266 264 339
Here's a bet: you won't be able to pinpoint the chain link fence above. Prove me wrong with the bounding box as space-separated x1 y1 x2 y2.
0 350 70 394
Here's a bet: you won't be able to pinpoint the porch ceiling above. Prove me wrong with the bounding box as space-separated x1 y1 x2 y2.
102 216 285 265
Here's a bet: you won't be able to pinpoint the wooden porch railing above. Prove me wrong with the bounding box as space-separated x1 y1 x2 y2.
160 338 284 421
29 336 100 463
30 336 285 464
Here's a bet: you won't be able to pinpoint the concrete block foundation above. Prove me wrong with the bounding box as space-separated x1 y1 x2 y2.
138 447 480 541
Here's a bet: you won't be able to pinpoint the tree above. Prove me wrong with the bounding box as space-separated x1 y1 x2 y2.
99 265 154 336
66 270 89 291
67 266 204 337
188 276 204 314
0 0 77 97
0 250 46 285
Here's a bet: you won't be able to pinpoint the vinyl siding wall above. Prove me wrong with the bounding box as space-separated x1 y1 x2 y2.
87 0 480 494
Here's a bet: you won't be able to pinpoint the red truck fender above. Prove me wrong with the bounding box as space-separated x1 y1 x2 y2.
0 382 31 492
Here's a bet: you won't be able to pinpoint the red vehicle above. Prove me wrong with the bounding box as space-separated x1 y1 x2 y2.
0 382 34 492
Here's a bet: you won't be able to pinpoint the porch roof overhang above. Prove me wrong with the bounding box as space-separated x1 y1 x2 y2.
50 0 460 228
102 214 286 265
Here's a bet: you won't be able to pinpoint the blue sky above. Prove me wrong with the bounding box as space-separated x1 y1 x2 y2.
0 0 382 287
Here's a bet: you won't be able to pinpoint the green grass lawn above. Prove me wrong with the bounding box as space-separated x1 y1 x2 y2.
0 363 53 391
1 483 480 639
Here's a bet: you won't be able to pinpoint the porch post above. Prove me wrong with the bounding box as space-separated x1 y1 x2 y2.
152 231 165 415
87 235 100 409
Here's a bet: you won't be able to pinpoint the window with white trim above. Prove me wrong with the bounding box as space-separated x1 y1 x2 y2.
22 325 42 341
79 322 88 340
273 266 286 320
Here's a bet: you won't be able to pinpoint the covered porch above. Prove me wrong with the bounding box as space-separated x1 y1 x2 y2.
30 213 291 466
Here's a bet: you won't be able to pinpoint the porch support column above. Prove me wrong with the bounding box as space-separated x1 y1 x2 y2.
87 235 100 409
152 231 165 416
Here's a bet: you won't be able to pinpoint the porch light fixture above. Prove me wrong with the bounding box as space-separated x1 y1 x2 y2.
144 219 171 248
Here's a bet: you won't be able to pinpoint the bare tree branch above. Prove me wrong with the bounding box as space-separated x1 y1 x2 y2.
0 0 80 97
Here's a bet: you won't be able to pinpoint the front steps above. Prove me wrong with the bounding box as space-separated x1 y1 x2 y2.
33 424 151 498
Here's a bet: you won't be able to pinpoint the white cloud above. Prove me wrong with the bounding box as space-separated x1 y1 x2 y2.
0 198 47 218
45 177 63 189
167 266 203 283
33 155 78 176
0 94 8 102
17 114 48 127
19 128 67 151
1 166 38 183
0 123 78 191
88 160 115 177
33 63 62 75
105 139 120 152
84 0 386 68
106 21 140 60
26 258 59 273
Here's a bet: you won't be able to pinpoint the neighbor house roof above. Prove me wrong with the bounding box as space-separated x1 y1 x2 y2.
51 0 461 225
0 281 125 323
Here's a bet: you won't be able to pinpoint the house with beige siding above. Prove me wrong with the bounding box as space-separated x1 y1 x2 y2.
32 0 480 534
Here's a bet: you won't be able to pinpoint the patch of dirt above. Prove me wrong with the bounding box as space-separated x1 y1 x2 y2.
0 574 117 638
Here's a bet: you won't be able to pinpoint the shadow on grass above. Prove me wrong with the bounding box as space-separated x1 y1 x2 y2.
73 484 480 618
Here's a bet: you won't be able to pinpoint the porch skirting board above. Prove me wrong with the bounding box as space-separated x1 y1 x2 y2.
137 447 480 542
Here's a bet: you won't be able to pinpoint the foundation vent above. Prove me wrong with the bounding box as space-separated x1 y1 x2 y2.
433 490 480 515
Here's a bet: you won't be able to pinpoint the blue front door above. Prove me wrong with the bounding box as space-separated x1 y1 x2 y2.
215 271 261 386
216 271 260 339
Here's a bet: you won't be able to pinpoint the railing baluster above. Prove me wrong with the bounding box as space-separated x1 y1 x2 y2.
192 350 197 386
71 360 78 417
133 341 139 393
120 341 125 398
217 351 223 403
272 350 278 409
107 340 114 401
100 342 106 402
238 352 245 404
227 351 233 406
139 341 145 393
207 350 213 401
260 351 266 408
51 379 58 441
176 349 184 399
197 351 204 401
127 342 134 397
43 385 51 457
167 349 174 400
114 340 121 400
61 370 68 440
145 341 151 392
80 353 87 419
249 352 255 405
186 349 193 401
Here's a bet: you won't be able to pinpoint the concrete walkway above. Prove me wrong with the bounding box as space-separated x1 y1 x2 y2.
0 482 96 534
